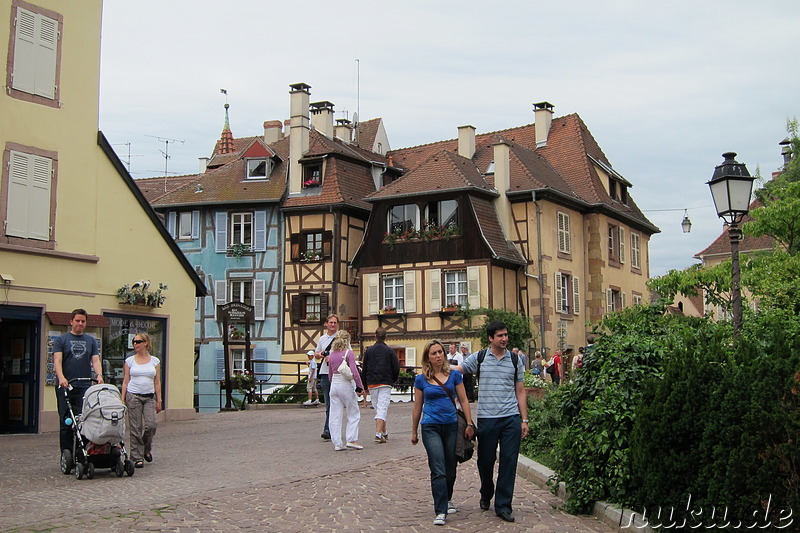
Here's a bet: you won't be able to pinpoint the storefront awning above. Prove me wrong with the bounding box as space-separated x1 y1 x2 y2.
45 312 110 328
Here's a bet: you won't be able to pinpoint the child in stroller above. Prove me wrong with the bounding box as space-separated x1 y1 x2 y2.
59 381 135 479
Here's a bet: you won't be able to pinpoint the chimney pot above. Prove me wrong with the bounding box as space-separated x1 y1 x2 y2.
533 101 554 148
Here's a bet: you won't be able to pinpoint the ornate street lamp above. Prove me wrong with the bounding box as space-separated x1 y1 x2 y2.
706 152 755 333
681 209 692 233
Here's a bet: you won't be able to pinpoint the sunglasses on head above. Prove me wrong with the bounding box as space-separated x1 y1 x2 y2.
132 339 145 345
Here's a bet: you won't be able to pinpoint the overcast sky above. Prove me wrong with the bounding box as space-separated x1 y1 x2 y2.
98 0 800 277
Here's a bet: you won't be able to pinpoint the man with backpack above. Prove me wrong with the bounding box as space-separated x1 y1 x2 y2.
314 314 340 440
455 321 528 523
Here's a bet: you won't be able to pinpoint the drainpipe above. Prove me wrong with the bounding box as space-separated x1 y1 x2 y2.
532 192 547 355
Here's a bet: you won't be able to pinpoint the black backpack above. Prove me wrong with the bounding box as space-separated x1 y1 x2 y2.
475 348 519 392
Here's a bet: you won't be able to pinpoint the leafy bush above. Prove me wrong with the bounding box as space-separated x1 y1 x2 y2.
629 309 800 527
552 301 706 513
263 380 308 404
520 388 564 469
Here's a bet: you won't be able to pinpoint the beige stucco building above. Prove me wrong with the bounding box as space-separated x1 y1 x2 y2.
0 0 204 433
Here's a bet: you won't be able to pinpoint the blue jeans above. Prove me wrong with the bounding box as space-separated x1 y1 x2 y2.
421 422 458 515
319 374 331 434
476 415 522 513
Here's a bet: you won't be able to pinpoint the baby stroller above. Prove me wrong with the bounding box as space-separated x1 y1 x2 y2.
59 382 135 479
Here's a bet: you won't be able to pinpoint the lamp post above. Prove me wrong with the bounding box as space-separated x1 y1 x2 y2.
706 152 755 334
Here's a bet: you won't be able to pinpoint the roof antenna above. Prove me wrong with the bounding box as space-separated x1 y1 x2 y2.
146 134 185 190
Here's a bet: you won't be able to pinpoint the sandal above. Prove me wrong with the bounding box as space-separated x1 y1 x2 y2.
144 453 153 463
134 460 144 468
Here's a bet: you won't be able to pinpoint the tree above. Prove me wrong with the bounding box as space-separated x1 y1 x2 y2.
648 262 732 310
745 117 800 254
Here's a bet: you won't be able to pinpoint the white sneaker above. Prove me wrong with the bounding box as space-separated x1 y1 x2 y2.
346 442 363 450
334 445 346 451
312 399 320 405
447 501 457 514
433 513 447 526
302 400 312 405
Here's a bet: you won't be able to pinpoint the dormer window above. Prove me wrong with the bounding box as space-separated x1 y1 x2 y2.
246 159 271 180
608 179 628 204
303 163 322 188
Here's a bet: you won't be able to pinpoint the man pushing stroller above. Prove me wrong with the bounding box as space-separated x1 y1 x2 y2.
54 309 104 460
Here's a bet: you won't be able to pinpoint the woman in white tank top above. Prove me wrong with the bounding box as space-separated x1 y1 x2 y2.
121 333 162 468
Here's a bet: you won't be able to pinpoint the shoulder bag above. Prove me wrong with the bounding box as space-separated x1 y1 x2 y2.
337 350 354 381
431 374 475 463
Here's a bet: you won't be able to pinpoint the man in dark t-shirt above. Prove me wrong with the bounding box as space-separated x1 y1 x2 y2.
54 308 103 454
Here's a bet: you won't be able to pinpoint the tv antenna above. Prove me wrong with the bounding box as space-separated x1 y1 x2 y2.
111 142 143 174
146 134 185 190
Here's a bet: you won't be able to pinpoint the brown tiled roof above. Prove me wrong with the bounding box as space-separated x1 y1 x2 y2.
695 199 776 258
151 137 286 208
356 118 381 151
388 115 656 232
134 175 200 203
368 150 493 200
282 130 383 212
471 196 526 265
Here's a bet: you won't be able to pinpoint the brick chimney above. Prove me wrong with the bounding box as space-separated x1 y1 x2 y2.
533 102 554 148
288 83 311 195
492 140 513 238
335 118 353 143
310 101 335 138
263 120 283 144
458 125 476 159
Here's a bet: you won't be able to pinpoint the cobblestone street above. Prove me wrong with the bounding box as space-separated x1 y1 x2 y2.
0 402 613 532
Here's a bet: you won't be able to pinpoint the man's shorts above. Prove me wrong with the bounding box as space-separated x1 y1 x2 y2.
307 378 317 392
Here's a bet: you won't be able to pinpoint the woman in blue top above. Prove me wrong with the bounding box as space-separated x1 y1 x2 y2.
411 340 475 526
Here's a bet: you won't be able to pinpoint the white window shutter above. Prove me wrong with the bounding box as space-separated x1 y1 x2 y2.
572 276 580 316
554 273 564 314
215 211 228 253
405 346 417 368
403 271 416 313
367 273 379 315
191 210 200 239
215 279 227 320
34 14 57 99
253 279 265 320
12 8 37 94
254 209 267 251
166 212 177 238
606 288 613 312
215 349 225 381
622 292 627 308
619 227 626 263
6 152 31 238
467 266 481 309
429 268 441 311
28 155 51 240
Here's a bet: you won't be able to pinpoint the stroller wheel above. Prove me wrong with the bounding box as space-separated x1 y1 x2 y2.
60 449 73 475
115 460 124 477
86 462 95 479
124 460 135 477
75 462 85 480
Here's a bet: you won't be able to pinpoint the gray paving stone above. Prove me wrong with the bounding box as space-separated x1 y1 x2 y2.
0 402 612 532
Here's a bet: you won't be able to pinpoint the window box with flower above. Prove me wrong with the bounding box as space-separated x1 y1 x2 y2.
116 282 168 308
379 305 398 315
382 223 460 251
301 249 324 262
441 302 463 313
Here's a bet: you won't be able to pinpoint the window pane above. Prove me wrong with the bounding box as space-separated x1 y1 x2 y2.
178 212 193 238
383 275 404 311
444 270 467 306
232 349 245 372
247 160 267 178
439 200 458 227
389 205 416 234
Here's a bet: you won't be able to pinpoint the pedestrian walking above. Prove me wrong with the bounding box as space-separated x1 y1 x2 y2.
121 332 162 468
456 321 528 523
327 330 365 451
53 308 104 458
303 350 319 405
314 314 340 440
411 339 475 526
362 327 400 443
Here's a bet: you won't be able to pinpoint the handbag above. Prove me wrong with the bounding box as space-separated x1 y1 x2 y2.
337 350 354 381
432 375 475 463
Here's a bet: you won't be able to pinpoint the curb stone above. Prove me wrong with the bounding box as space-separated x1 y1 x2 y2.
517 455 653 532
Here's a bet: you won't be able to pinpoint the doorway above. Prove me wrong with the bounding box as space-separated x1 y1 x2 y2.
0 307 40 433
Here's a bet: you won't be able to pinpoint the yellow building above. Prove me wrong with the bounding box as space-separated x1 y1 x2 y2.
0 0 205 433
352 103 659 362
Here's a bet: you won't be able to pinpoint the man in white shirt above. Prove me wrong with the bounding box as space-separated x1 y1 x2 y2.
314 315 339 440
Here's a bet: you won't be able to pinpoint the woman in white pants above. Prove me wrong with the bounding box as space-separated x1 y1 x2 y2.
327 330 365 450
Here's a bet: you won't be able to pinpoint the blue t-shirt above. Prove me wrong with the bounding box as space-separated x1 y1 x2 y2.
415 370 463 425
54 332 100 382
